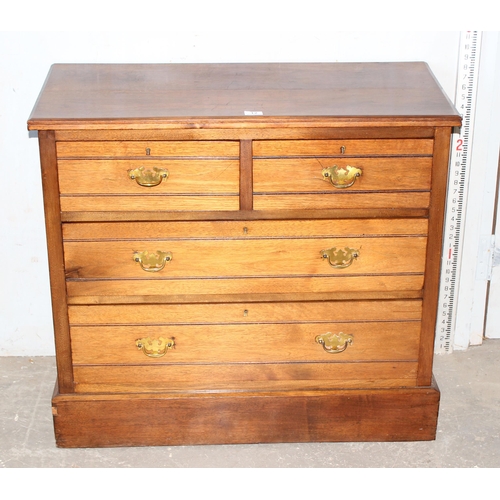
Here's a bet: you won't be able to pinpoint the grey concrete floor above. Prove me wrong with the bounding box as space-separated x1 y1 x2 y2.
1 340 499 468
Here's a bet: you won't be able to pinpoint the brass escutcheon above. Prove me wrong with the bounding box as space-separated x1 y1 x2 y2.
136 337 175 358
128 166 169 187
321 247 359 269
322 165 362 189
133 250 173 272
315 332 353 354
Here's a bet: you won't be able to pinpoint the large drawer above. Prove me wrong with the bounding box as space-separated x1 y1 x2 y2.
70 321 420 365
56 140 240 212
69 299 422 393
63 219 428 298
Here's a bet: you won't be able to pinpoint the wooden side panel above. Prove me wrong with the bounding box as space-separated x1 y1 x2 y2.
38 131 74 393
52 384 441 447
418 127 453 385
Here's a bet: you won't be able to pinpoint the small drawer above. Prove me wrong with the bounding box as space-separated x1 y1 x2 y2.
56 141 240 158
253 156 431 210
253 139 434 157
57 157 239 212
254 157 432 193
58 159 239 195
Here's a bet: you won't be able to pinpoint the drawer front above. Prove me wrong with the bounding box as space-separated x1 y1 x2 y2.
70 321 421 365
253 139 433 210
70 299 421 392
58 159 239 195
57 141 240 212
63 219 427 297
64 237 426 278
58 159 239 212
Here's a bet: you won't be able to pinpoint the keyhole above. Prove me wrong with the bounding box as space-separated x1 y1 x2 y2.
340 146 346 154
146 148 151 155
243 309 248 317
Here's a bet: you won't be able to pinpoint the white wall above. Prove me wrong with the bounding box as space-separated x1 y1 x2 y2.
0 31 462 355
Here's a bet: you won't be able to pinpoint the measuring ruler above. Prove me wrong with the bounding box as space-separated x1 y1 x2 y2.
435 31 482 353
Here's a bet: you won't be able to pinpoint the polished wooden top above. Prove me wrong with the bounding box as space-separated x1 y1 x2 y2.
28 63 461 130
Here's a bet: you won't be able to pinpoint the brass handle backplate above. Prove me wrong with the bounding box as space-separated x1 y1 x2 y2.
128 166 169 187
315 332 353 354
322 165 362 188
321 247 359 269
133 250 173 272
136 337 175 358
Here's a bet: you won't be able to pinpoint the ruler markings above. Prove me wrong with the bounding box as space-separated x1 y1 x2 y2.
435 31 482 353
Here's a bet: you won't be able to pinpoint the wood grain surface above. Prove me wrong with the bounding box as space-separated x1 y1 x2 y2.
28 63 461 130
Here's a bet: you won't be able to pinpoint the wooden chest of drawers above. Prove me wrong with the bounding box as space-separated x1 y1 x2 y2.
28 63 461 447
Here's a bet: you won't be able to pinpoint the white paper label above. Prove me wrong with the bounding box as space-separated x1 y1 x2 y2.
244 111 263 115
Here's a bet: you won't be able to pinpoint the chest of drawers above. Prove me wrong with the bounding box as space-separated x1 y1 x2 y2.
28 63 461 447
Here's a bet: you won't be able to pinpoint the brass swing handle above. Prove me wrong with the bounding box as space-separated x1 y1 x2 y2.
315 332 353 354
128 167 169 187
136 337 175 358
321 247 359 269
322 165 362 189
133 250 173 272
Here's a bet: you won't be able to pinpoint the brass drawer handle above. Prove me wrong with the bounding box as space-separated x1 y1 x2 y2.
136 337 175 357
321 247 359 268
322 165 362 188
133 250 173 272
315 332 353 354
128 166 169 187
